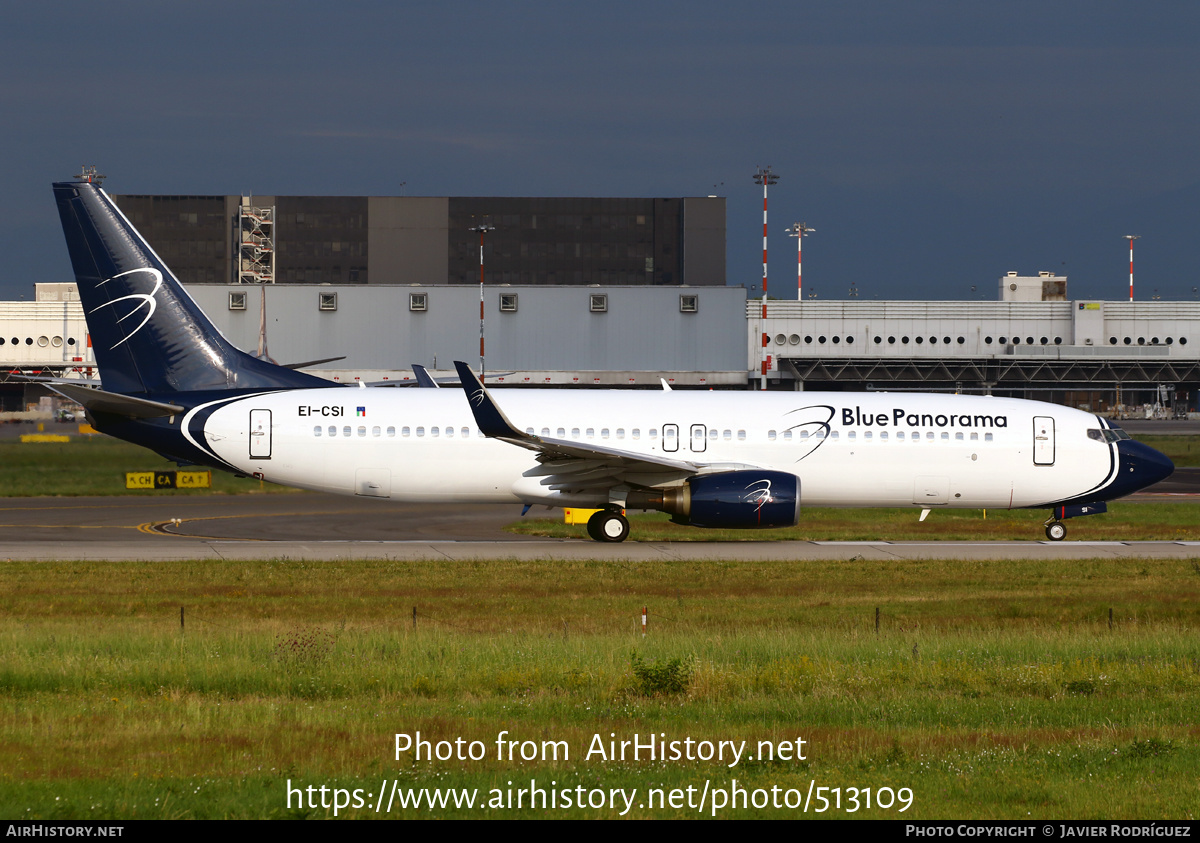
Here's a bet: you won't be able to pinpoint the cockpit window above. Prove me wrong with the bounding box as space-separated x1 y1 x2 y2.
1089 427 1131 443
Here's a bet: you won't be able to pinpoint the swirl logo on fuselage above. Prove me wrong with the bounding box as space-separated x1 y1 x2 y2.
782 404 835 463
90 267 163 349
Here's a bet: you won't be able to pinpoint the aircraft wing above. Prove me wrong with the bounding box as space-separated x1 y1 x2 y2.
452 361 754 493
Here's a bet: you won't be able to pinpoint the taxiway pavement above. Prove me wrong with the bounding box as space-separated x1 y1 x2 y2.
0 490 1196 562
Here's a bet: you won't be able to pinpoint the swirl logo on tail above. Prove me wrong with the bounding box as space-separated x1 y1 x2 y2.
90 268 163 349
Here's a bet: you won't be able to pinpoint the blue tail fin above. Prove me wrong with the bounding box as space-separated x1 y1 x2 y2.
53 178 329 396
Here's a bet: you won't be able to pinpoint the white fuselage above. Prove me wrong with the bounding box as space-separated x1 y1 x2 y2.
190 389 1115 511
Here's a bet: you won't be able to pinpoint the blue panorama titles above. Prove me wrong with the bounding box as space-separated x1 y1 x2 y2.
841 406 1009 429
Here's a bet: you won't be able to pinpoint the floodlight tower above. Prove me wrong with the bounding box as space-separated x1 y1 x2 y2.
470 220 496 378
753 166 779 390
1125 235 1140 302
786 222 815 300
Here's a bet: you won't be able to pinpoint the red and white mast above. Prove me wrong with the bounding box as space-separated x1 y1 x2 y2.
1125 235 1140 302
786 222 815 300
753 166 778 390
470 220 495 378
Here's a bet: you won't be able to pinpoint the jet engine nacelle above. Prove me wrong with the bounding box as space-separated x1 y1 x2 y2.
655 470 801 529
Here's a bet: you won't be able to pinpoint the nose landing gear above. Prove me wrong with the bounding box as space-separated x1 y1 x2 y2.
1044 518 1066 541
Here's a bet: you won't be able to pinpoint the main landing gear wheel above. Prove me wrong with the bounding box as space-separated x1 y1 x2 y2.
1045 522 1066 541
586 509 630 543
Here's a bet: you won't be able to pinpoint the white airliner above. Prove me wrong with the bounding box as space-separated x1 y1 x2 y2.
49 176 1174 542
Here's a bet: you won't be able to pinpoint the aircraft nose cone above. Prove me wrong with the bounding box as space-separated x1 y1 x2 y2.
1114 440 1175 496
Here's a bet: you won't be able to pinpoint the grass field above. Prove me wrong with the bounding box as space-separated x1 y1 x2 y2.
0 434 299 497
2 555 1199 819
509 503 1200 542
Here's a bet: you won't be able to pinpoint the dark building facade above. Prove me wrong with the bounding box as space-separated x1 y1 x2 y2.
113 194 725 288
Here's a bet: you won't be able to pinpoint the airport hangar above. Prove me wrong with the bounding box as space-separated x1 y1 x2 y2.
1 191 1198 414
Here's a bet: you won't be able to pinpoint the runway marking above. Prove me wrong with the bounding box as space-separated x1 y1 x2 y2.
138 521 268 541
0 524 138 530
137 508 373 540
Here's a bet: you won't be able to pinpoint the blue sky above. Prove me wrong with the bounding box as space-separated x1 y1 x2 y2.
3 1 1199 301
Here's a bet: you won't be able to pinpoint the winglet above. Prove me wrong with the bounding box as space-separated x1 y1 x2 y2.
412 364 441 388
453 361 531 441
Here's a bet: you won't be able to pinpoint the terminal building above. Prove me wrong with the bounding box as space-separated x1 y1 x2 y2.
3 277 1197 415
109 193 726 288
0 183 1196 416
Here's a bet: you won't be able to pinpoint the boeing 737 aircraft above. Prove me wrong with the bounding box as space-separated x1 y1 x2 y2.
49 176 1174 542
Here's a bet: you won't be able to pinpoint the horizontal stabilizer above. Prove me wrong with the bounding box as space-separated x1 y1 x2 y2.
46 382 184 419
283 356 346 370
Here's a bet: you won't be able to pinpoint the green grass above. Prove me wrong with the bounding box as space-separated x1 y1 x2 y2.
0 435 299 497
509 503 1200 542
2 556 1199 819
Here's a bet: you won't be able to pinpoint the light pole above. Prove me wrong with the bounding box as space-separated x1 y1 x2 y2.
1125 235 1140 302
753 166 779 390
470 220 495 378
786 222 814 300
